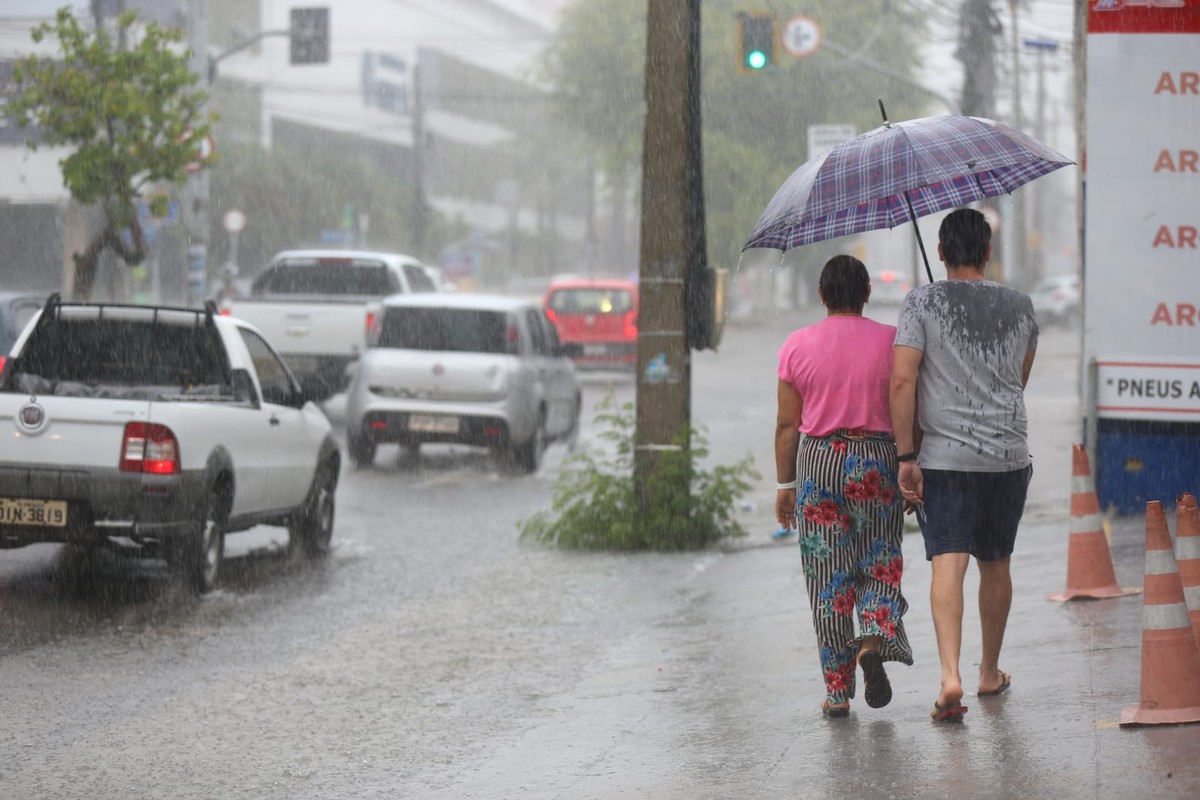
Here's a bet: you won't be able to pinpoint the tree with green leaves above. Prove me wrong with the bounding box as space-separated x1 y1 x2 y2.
6 8 212 299
541 0 931 268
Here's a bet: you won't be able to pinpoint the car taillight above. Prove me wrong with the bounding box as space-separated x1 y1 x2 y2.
219 307 231 316
0 355 6 374
623 310 638 338
366 310 380 345
120 421 181 474
544 307 557 324
506 321 520 355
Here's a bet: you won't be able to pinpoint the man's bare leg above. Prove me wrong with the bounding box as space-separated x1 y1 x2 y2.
930 552 971 708
977 557 1013 694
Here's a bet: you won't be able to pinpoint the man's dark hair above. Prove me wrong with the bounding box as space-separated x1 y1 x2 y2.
938 208 992 268
819 254 870 313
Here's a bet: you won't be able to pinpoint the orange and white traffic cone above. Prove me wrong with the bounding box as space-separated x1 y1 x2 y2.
1119 501 1200 727
1048 444 1141 602
1175 493 1200 648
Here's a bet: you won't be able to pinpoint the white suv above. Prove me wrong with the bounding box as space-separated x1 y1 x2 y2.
345 293 581 473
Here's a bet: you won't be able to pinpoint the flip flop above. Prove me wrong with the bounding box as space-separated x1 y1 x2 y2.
978 671 1012 697
859 651 893 709
821 699 850 718
930 701 968 723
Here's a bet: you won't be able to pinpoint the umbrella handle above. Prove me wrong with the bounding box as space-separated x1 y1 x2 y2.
903 191 935 283
878 99 888 124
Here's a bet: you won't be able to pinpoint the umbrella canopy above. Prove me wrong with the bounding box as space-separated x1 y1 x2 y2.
742 114 1075 280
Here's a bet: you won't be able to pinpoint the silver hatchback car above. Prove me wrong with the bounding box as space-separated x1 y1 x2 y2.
344 293 581 473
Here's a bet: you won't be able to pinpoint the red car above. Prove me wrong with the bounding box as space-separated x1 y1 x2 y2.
543 276 638 370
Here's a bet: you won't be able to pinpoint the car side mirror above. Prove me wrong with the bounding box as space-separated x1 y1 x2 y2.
231 369 259 407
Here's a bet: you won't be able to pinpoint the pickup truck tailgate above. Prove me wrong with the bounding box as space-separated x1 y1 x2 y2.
223 301 371 359
0 396 143 470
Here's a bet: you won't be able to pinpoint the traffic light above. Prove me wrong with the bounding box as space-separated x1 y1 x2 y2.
290 7 330 65
737 12 776 74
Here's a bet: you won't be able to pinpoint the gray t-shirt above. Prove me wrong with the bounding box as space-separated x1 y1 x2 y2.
894 279 1039 472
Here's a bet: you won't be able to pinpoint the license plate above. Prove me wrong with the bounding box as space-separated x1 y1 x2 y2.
408 414 460 434
582 344 608 356
0 498 68 527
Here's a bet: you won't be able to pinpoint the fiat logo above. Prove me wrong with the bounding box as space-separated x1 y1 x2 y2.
432 363 444 376
17 401 46 433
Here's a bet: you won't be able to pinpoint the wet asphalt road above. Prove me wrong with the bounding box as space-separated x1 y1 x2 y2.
1 302 1198 799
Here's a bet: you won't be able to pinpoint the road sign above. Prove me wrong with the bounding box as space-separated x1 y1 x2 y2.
182 129 215 174
806 123 855 162
223 209 246 233
782 15 821 59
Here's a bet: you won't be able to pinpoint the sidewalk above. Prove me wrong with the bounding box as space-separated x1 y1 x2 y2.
696 310 1200 799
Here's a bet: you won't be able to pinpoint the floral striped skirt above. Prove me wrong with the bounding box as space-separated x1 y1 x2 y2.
795 429 913 704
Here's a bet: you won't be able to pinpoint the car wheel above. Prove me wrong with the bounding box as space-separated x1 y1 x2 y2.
290 460 337 558
565 396 582 453
510 414 546 474
170 490 225 594
348 432 376 468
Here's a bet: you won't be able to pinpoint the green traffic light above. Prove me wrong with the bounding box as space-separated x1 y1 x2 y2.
747 50 767 70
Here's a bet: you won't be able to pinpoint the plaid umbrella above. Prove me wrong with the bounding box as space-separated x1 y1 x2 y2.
742 113 1075 281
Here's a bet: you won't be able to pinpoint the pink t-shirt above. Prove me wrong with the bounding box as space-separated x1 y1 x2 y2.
777 316 896 437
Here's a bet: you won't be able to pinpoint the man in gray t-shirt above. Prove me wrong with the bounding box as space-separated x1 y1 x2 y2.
889 208 1038 723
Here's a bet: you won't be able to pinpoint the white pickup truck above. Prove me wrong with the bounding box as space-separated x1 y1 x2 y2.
219 249 440 399
0 296 341 593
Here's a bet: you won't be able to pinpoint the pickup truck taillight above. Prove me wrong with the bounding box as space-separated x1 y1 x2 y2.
0 355 6 374
120 422 181 475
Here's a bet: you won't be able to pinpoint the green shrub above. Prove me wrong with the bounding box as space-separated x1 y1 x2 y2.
520 394 759 550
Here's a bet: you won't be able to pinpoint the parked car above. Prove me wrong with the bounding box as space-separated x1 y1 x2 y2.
543 275 638 370
219 249 441 400
869 270 912 306
0 295 340 593
0 292 46 372
345 293 581 473
1030 274 1081 326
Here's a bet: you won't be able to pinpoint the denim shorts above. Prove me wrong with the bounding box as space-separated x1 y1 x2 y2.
916 465 1033 561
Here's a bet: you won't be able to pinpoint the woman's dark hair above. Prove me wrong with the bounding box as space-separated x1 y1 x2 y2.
938 208 992 268
819 255 870 313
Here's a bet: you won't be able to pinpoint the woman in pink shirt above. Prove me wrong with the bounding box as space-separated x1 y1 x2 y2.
775 255 912 718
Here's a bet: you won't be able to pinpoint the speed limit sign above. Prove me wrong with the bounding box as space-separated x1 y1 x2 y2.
782 16 822 59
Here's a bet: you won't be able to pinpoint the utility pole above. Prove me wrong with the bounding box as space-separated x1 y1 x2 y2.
1023 36 1058 287
412 60 428 257
182 0 209 307
634 0 702 541
1008 0 1027 289
956 0 1004 285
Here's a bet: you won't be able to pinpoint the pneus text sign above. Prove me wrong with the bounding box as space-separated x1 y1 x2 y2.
1095 360 1200 421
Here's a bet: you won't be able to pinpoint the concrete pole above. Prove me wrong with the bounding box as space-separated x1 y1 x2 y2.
1008 0 1026 289
412 60 428 258
182 0 210 307
634 0 700 539
1031 46 1048 285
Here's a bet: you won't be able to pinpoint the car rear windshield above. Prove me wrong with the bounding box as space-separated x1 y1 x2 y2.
376 307 510 354
2 311 233 400
252 259 396 296
547 288 634 315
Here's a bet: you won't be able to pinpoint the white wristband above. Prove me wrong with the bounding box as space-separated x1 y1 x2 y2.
776 481 797 490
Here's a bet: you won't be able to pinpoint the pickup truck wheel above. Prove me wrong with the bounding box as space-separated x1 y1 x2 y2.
348 433 376 468
290 462 336 558
171 493 224 594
